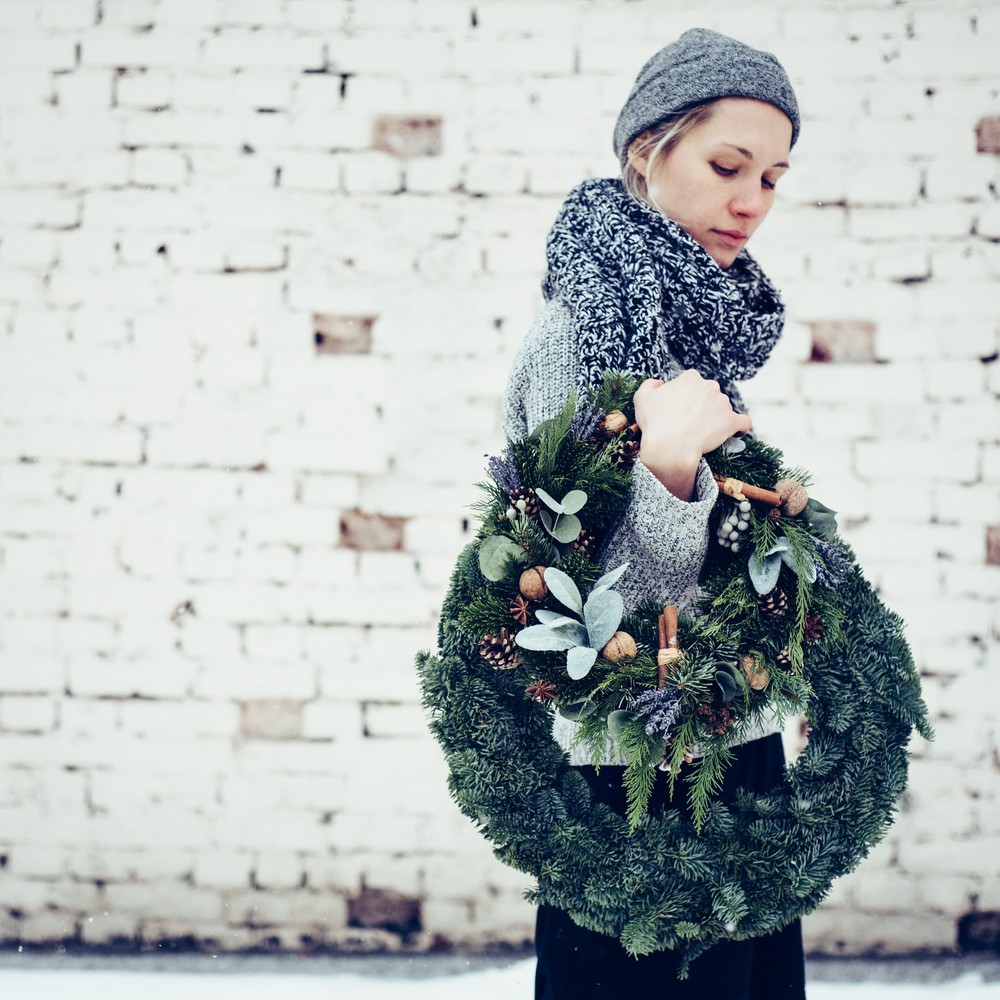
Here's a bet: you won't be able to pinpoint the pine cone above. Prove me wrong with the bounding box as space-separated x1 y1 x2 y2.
478 629 521 670
758 588 789 619
803 614 825 643
606 427 641 469
569 527 599 557
776 646 792 668
697 703 735 736
508 486 539 518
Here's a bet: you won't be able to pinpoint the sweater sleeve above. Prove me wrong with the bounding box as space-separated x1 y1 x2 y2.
503 300 782 762
502 299 718 617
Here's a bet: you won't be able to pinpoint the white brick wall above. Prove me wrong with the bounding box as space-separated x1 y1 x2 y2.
0 0 997 960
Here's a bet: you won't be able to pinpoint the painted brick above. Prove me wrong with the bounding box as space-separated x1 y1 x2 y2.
80 29 201 68
240 700 304 740
0 697 58 734
0 34 76 71
253 852 305 891
192 850 252 890
0 0 995 960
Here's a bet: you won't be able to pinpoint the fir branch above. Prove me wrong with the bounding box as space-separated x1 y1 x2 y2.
588 370 645 417
457 589 517 641
685 742 734 833
620 719 666 831
530 392 577 479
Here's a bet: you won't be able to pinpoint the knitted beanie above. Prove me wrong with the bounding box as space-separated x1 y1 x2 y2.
612 28 800 164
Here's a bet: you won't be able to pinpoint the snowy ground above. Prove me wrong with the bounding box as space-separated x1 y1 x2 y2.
0 954 999 999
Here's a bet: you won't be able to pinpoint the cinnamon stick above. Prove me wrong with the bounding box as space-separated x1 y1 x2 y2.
712 474 782 507
657 604 681 687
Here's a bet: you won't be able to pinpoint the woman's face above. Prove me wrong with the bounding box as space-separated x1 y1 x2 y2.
631 98 792 268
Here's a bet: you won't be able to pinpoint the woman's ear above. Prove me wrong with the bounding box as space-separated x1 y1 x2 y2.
626 134 652 178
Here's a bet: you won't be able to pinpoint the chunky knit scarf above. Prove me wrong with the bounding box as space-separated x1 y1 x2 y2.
542 177 786 389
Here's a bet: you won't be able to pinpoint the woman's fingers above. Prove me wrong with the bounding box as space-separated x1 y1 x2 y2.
731 411 753 436
633 369 752 457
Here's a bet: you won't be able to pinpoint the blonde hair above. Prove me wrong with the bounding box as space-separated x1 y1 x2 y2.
622 103 716 205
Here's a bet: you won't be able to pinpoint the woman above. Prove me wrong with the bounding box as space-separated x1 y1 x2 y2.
501 29 807 1000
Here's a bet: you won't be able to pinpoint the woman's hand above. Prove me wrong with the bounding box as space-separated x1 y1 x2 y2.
633 371 752 501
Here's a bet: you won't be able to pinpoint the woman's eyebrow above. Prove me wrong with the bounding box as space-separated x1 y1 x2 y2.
720 142 790 169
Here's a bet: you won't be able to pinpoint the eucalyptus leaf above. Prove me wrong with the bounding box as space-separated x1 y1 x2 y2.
714 663 746 703
747 551 781 595
780 547 818 583
515 625 580 652
550 513 582 543
534 487 563 514
544 567 583 614
560 490 588 515
557 698 597 722
805 499 839 540
566 645 598 680
477 535 524 582
807 498 837 515
764 536 792 558
592 562 629 594
583 589 624 651
539 509 555 535
607 709 637 741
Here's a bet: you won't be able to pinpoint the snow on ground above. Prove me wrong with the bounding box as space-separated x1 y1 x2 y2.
0 961 998 999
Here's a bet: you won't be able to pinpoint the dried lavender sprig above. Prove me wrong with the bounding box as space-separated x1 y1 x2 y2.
487 452 522 496
569 401 601 442
633 687 683 740
813 539 854 588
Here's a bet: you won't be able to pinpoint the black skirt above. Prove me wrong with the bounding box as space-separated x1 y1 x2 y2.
534 734 806 1000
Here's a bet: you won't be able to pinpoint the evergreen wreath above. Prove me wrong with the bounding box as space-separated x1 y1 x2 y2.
416 373 931 973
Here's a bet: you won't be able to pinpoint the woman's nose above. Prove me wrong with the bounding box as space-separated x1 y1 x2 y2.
731 183 766 219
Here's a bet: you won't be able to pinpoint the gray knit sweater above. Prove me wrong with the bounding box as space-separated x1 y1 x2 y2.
502 298 782 764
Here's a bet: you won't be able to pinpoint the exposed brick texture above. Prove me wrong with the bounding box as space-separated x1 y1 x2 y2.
347 887 422 934
313 313 374 354
0 0 997 961
808 320 878 364
372 115 444 158
339 509 406 551
975 116 1000 154
987 526 1000 566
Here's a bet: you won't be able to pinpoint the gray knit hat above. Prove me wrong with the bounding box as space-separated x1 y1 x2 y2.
612 28 800 164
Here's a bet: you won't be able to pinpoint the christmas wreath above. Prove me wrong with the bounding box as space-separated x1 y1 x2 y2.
416 373 931 972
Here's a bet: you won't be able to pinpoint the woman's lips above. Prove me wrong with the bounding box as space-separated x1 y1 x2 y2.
713 230 748 248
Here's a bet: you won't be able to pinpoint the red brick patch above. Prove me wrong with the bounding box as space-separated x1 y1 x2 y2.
372 114 443 157
340 509 405 551
975 116 1000 155
987 526 1000 565
313 313 374 354
808 320 878 363
348 887 422 933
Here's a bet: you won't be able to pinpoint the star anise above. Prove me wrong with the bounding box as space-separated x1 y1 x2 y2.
510 595 532 626
525 680 557 703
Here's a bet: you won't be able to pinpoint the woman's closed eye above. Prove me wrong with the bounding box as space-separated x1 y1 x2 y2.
713 161 778 190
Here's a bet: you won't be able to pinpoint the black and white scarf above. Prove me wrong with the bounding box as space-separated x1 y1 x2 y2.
542 177 786 389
